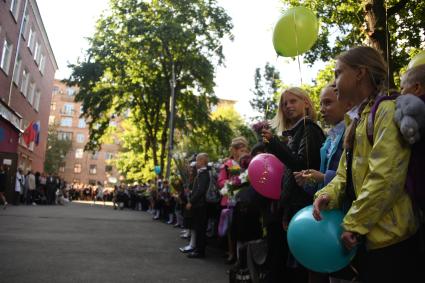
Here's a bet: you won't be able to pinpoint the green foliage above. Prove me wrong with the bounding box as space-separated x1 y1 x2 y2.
301 61 336 122
44 124 72 174
67 0 233 177
249 63 282 121
282 0 425 87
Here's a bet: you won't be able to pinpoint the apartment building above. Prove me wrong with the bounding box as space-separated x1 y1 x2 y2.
0 0 57 199
49 80 121 186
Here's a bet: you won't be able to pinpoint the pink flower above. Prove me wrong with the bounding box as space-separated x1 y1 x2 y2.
230 175 241 187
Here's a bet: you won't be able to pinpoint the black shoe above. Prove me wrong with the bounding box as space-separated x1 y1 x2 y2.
225 256 236 265
187 251 205 259
179 246 194 253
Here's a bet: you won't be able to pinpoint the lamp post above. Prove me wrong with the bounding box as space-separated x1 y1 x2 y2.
165 62 176 180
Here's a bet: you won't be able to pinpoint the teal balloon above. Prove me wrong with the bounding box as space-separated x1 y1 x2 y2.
287 205 357 273
154 166 161 175
273 6 319 57
408 50 425 69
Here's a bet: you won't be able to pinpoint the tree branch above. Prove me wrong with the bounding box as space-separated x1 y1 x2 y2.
388 0 409 17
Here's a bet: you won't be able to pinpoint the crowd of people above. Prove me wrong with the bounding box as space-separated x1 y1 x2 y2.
0 169 70 206
140 47 425 283
1 46 424 282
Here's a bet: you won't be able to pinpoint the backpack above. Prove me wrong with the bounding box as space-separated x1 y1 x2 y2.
366 93 425 210
205 170 220 203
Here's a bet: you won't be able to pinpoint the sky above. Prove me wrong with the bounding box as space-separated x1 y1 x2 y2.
36 0 325 120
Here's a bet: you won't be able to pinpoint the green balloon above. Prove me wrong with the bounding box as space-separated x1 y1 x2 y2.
273 6 319 57
408 50 425 69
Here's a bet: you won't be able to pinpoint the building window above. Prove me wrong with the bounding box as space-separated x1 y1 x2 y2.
88 179 96 185
27 82 35 105
34 42 40 63
21 11 29 38
10 0 20 20
105 152 113 160
12 57 21 85
58 132 72 140
78 119 86 128
34 90 41 111
51 102 56 111
0 39 13 75
59 163 65 173
76 133 85 143
105 165 113 172
89 165 97 175
27 28 36 53
39 54 45 75
91 151 99 160
63 103 74 115
60 118 72 127
48 115 55 125
79 105 84 115
75 149 84 159
74 164 82 173
52 86 59 95
66 87 75 96
20 69 29 96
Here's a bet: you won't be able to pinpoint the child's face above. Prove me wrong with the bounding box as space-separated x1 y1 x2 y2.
320 88 349 126
281 92 307 123
334 60 358 105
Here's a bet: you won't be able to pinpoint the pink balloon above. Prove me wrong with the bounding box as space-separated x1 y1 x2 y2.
248 153 285 200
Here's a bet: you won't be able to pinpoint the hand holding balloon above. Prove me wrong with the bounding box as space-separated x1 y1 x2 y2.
341 231 359 251
313 194 330 221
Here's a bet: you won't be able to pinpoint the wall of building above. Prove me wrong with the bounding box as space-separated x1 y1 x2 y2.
50 80 121 186
0 0 58 174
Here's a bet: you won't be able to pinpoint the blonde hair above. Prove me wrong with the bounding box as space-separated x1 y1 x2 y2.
337 46 387 149
271 87 317 133
229 136 249 158
402 64 425 89
337 46 387 93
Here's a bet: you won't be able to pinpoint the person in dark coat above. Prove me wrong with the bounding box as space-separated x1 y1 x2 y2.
186 153 210 259
262 87 325 283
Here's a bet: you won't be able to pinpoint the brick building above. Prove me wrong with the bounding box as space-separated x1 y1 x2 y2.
0 0 58 199
49 80 121 187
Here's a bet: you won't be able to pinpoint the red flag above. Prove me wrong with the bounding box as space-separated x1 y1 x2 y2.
22 122 35 146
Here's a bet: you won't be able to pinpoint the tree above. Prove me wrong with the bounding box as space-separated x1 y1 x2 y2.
249 63 282 121
283 0 425 87
67 0 233 174
44 124 72 174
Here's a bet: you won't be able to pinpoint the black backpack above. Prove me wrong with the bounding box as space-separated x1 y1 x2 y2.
206 170 220 203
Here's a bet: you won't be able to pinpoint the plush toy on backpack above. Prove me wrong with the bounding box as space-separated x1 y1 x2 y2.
394 94 425 144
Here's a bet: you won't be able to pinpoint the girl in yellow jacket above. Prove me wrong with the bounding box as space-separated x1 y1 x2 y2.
313 46 420 283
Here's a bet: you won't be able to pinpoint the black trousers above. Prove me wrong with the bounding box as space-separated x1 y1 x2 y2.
358 232 421 283
192 205 207 255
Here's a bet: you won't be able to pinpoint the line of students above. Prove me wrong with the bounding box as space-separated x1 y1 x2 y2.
259 46 423 282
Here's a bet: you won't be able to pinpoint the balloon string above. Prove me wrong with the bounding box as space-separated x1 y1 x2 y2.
292 10 303 85
297 55 303 85
385 0 390 95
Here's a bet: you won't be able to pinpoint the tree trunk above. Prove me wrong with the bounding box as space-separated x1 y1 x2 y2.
363 0 395 88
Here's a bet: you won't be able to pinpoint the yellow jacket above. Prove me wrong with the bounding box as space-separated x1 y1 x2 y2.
315 100 418 250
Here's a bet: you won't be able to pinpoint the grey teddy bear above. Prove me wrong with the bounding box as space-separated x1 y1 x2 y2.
394 94 425 144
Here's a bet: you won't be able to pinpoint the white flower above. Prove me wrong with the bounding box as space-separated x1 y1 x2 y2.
239 171 249 184
220 187 228 196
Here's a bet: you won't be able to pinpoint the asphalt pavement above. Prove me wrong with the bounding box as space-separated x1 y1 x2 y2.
0 202 228 283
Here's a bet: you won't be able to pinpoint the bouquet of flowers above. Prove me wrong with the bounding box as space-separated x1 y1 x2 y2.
251 120 270 141
220 167 249 198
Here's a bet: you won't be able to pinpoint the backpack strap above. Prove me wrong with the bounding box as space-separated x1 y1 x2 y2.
366 94 399 145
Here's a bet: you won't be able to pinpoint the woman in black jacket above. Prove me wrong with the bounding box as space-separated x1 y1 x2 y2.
262 87 325 283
